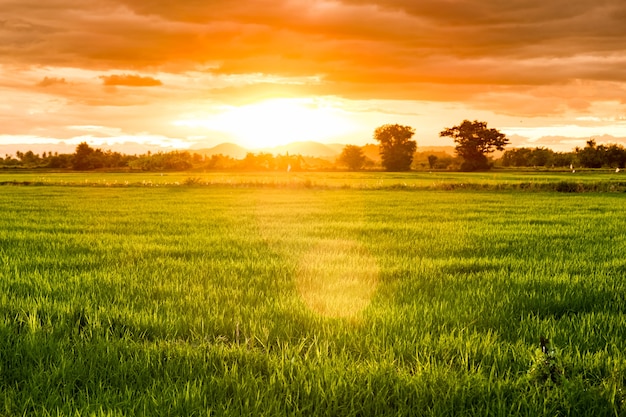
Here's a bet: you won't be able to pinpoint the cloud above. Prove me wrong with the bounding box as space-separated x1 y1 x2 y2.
4 0 626 151
37 76 67 87
4 0 626 97
99 74 163 87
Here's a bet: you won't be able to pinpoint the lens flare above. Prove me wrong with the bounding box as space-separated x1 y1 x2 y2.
296 239 379 319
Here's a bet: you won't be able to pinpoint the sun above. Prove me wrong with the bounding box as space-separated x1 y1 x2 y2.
176 98 356 149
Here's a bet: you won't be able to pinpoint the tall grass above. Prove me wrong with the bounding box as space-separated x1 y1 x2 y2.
0 182 625 415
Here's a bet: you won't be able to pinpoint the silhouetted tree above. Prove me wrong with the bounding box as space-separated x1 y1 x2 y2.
47 153 73 169
529 147 553 167
575 140 626 168
576 140 604 168
605 144 626 168
240 152 276 170
338 145 366 170
73 142 95 170
373 124 417 171
276 153 305 171
552 152 575 168
427 155 438 169
15 150 41 167
502 147 554 167
440 120 509 171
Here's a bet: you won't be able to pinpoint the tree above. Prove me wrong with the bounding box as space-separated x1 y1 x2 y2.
427 155 438 170
338 145 366 170
73 142 95 170
440 120 509 171
501 147 554 167
373 124 417 171
605 144 626 168
575 139 603 168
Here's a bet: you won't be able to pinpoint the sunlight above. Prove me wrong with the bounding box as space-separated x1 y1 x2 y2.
296 239 379 320
175 98 356 149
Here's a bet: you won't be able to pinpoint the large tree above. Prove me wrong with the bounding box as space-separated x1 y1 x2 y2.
440 120 509 171
373 124 417 171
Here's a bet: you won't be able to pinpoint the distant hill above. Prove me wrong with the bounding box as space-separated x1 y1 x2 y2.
259 141 344 159
191 142 456 161
194 141 346 160
194 143 249 159
361 144 380 162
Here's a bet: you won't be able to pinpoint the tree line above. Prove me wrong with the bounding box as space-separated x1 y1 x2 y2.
502 139 626 169
343 120 626 171
0 143 333 171
3 121 626 172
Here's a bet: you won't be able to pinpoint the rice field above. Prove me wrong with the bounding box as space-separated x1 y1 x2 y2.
1 171 626 415
1 169 626 191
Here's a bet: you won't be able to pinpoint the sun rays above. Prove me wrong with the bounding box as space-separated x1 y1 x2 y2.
296 239 379 320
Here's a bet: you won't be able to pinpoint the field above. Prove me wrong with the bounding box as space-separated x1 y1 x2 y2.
2 168 626 190
1 171 626 415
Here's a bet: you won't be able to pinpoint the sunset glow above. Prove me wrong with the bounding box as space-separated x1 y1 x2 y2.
3 1 626 153
174 98 357 149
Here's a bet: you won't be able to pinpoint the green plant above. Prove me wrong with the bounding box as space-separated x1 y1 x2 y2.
527 337 565 386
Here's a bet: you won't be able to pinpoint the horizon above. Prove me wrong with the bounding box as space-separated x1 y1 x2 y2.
0 137 619 160
3 1 626 153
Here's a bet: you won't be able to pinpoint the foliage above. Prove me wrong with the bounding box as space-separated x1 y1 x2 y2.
502 147 577 168
338 145 367 170
527 337 565 386
373 124 417 171
440 120 509 171
575 139 626 169
4 135 626 174
412 151 457 170
72 142 130 170
234 153 325 171
503 147 553 167
0 145 332 172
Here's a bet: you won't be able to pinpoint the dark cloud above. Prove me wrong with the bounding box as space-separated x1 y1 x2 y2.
2 0 626 108
100 74 163 86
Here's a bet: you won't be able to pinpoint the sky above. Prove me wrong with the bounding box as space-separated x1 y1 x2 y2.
3 0 626 154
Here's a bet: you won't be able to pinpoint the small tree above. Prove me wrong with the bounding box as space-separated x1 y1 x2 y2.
440 120 508 171
73 142 95 170
427 155 438 170
338 145 366 170
373 124 417 171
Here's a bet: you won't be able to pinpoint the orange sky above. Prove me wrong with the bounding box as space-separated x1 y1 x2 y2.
3 0 626 153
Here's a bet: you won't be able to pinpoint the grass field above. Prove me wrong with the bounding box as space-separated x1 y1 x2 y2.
1 171 626 415
1 168 626 191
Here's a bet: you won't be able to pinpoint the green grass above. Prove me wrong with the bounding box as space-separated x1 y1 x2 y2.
1 169 626 191
1 173 626 415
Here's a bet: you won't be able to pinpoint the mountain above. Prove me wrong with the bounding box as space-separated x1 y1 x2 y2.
258 141 344 159
193 142 455 161
194 142 249 159
361 144 380 162
0 139 451 161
